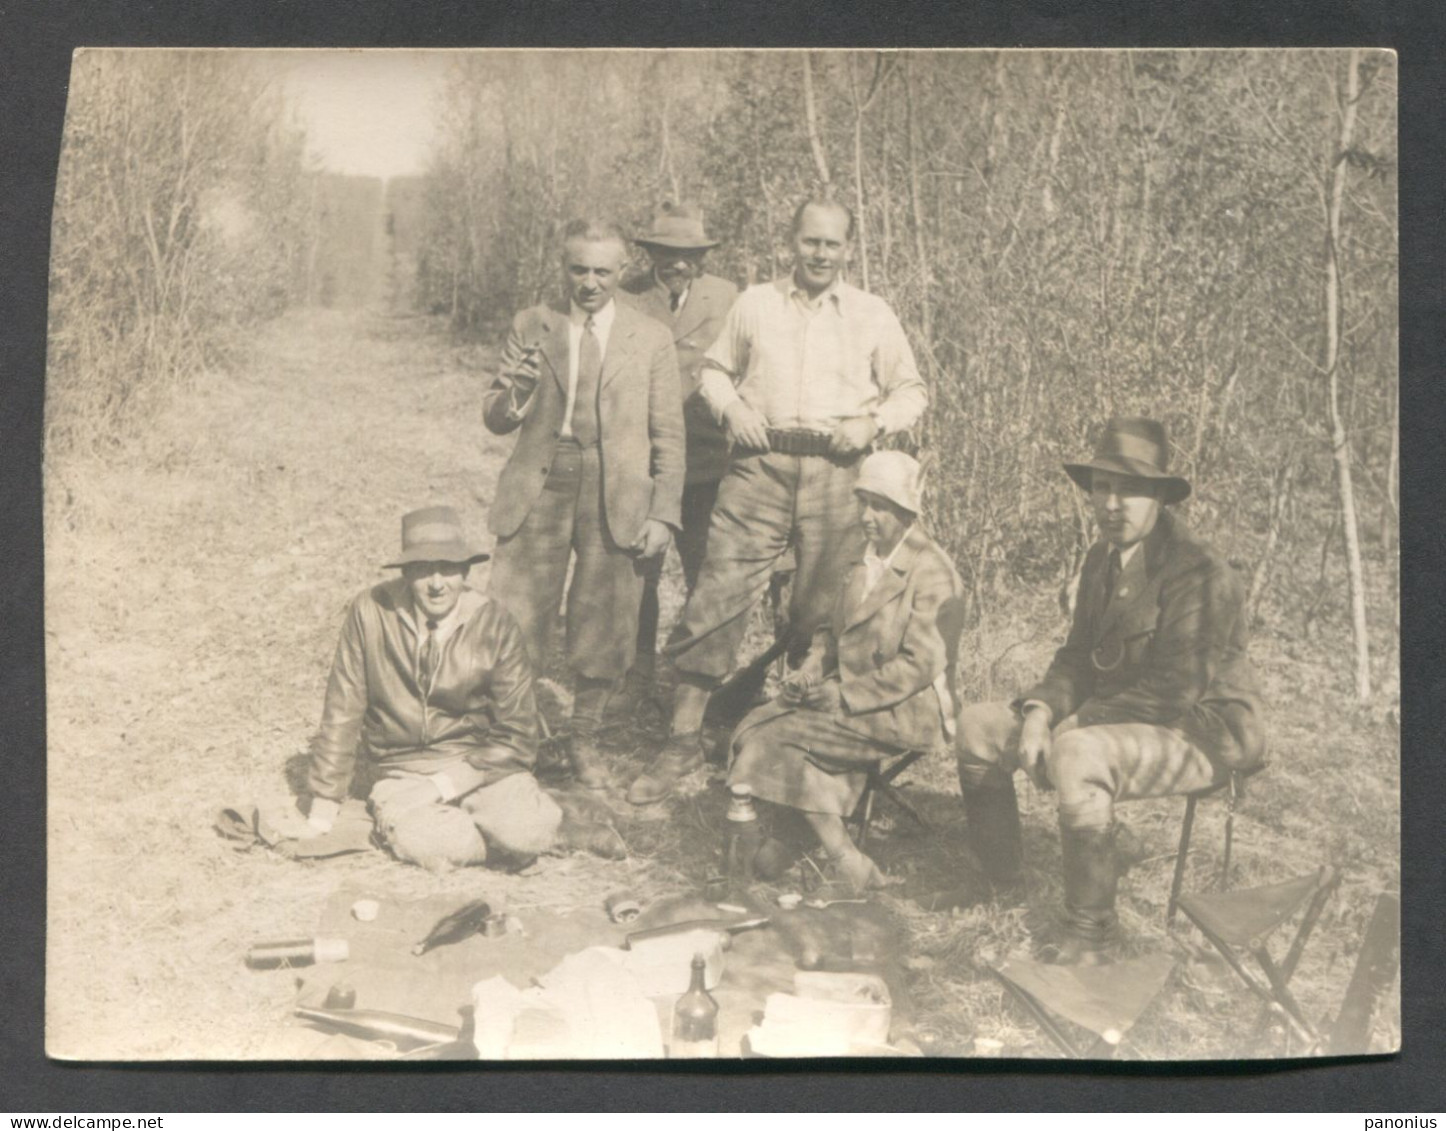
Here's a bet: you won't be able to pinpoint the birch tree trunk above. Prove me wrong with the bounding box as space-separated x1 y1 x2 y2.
1324 48 1372 702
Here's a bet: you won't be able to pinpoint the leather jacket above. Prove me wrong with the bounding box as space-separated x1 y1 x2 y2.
307 580 538 802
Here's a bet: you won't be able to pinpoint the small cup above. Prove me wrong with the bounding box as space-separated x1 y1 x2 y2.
351 899 380 922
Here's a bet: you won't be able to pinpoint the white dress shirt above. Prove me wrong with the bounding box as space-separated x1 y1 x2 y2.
560 299 617 439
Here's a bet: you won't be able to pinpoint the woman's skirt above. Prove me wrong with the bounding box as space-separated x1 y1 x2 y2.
727 703 899 816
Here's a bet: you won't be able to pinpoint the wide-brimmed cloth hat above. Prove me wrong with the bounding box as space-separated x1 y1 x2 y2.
634 202 720 250
382 506 490 568
854 450 924 515
1063 417 1191 505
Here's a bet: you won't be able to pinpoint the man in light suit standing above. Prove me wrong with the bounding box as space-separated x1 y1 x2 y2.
621 203 739 699
484 219 685 789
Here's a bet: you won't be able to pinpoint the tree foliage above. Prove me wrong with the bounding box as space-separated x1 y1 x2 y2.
47 51 318 456
395 51 1400 697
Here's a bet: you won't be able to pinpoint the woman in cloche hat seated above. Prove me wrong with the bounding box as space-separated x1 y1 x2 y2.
725 451 965 892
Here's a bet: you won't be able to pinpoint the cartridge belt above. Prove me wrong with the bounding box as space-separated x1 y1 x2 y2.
764 428 835 457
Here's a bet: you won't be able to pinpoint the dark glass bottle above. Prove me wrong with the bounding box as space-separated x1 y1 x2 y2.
724 784 762 888
670 953 720 1058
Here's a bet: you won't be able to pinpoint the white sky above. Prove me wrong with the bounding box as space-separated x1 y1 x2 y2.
279 51 451 180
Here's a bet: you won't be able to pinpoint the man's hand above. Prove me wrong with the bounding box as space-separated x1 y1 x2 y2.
631 518 673 559
723 400 770 452
1017 706 1054 789
780 670 816 706
301 796 340 838
801 678 844 715
828 415 879 456
503 346 542 396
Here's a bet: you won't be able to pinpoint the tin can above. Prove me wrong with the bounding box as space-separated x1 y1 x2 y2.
605 892 644 924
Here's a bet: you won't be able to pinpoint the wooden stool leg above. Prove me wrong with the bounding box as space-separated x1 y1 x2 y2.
1220 772 1240 890
1168 794 1198 927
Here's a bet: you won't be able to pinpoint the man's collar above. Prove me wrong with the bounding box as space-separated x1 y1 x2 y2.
569 298 617 329
784 273 845 309
401 585 482 641
655 272 690 309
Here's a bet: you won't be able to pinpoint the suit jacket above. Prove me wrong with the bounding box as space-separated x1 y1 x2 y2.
792 524 966 752
1021 510 1266 770
622 271 738 486
483 299 685 544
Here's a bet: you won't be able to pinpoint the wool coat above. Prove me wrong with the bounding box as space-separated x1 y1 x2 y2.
622 271 738 486
1021 509 1266 770
736 523 966 756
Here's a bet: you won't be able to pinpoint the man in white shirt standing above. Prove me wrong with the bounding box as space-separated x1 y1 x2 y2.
484 219 685 790
627 195 929 806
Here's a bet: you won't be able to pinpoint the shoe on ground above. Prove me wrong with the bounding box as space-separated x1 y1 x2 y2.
556 814 627 859
568 730 611 791
625 732 704 806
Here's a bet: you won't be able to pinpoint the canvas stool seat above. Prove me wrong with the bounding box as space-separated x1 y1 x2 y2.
992 951 1177 1058
1177 864 1339 1049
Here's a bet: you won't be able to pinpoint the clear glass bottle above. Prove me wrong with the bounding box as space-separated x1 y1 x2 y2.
670 953 720 1058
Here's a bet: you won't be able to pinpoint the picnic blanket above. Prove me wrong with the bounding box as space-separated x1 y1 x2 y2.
276 887 914 1058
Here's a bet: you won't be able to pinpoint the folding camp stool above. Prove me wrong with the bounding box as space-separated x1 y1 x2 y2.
1166 763 1265 927
992 952 1177 1058
849 748 932 853
1176 864 1340 1048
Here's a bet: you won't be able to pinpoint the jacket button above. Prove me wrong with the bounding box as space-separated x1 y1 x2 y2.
540 466 550 476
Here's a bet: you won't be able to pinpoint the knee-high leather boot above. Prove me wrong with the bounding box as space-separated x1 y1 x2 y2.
1054 824 1120 965
965 777 1024 889
932 779 1024 911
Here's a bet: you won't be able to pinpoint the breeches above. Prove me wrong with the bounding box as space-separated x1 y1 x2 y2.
666 450 865 679
955 701 1224 831
368 767 562 870
490 441 646 681
637 478 720 656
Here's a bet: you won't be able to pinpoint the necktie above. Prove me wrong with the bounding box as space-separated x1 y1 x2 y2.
1103 548 1122 610
419 620 439 689
572 315 602 445
670 290 682 313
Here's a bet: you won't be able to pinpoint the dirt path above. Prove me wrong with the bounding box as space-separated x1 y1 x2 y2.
45 308 645 1058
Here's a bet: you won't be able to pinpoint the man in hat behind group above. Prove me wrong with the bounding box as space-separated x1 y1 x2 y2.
298 506 563 872
954 418 1266 963
621 203 739 699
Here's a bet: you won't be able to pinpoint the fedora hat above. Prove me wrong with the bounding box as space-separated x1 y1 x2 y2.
382 506 490 569
854 450 924 515
1063 417 1191 505
634 202 720 250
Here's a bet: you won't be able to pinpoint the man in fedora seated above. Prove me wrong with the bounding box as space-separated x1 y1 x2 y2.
726 451 964 893
955 418 1266 963
297 506 564 872
621 203 738 703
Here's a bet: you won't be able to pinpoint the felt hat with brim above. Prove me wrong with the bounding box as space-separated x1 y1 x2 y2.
854 450 924 515
382 506 490 568
1063 417 1191 505
634 203 720 250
